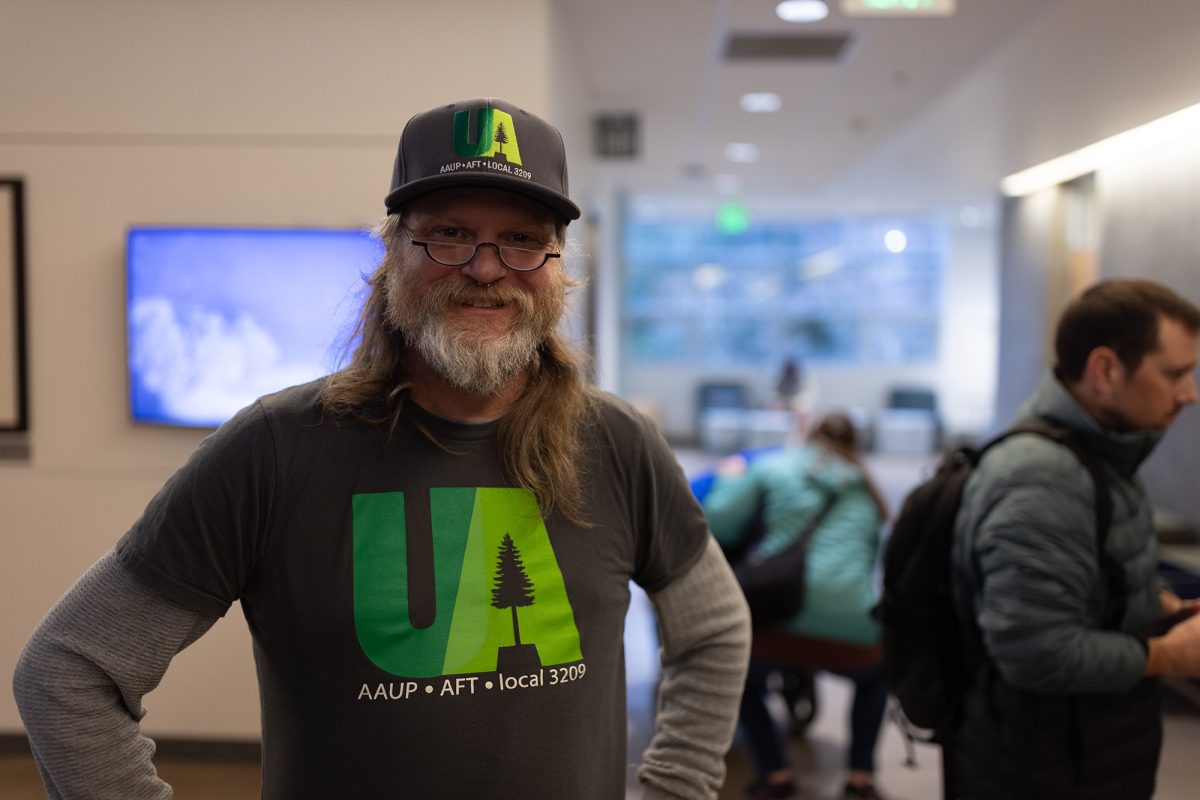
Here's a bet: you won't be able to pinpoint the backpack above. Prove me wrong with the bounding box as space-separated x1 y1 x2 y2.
876 418 1114 745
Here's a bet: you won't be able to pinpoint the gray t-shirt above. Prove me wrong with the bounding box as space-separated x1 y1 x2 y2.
115 380 708 799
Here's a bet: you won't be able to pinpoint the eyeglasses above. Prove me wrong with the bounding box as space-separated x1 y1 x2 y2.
405 229 561 272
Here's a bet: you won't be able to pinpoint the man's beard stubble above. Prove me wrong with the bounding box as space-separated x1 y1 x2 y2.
383 251 567 396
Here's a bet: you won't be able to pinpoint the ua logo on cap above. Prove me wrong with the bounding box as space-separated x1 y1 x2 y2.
453 106 523 166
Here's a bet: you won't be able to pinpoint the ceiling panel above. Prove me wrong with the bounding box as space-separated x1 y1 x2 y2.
560 0 1055 204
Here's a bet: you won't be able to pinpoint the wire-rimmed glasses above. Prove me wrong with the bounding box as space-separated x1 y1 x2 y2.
405 229 560 272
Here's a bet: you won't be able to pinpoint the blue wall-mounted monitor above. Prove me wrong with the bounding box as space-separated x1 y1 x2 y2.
126 226 383 428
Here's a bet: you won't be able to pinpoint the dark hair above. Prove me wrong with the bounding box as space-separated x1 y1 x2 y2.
810 412 859 460
1054 279 1200 382
808 412 888 520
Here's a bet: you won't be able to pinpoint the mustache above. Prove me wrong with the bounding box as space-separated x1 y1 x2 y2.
424 281 535 315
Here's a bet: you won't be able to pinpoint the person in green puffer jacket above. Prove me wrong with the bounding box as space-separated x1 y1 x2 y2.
705 413 890 800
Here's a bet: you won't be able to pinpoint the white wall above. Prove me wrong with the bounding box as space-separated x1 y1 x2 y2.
938 217 1000 437
547 0 597 347
0 0 561 739
994 188 1064 427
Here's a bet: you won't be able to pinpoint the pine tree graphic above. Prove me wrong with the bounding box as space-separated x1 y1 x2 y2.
491 533 535 646
493 122 509 158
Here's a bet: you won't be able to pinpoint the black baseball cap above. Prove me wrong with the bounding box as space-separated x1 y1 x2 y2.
384 98 581 221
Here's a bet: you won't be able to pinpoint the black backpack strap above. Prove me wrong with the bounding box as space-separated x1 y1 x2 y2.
726 456 834 566
989 419 1123 630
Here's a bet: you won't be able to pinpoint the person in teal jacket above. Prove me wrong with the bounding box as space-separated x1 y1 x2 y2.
704 413 889 800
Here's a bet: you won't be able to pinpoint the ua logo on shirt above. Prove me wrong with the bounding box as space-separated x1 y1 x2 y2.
352 487 581 678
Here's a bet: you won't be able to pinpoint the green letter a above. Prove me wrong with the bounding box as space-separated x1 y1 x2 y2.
353 488 580 678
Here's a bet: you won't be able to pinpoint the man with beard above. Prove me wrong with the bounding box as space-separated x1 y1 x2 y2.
14 98 751 800
949 279 1200 799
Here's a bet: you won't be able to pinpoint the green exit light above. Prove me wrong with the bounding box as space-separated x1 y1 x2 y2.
715 202 751 235
842 0 955 16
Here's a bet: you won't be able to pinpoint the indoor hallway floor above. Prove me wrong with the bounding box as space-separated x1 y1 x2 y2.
715 671 1200 800
0 756 260 799
3 686 1198 800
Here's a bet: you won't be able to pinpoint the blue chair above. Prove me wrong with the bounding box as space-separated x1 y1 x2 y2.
688 445 781 503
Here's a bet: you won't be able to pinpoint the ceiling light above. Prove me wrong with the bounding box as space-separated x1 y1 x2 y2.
724 142 760 163
692 263 728 291
1001 100 1200 196
776 1 829 24
797 250 844 280
740 92 782 113
884 229 908 254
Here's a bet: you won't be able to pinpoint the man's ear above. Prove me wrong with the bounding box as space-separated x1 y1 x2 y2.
1083 346 1124 394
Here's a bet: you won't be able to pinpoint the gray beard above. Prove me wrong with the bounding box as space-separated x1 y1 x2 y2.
408 313 544 396
381 242 568 395
384 253 566 396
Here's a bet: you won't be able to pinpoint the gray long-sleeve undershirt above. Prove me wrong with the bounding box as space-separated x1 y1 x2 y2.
13 551 218 799
639 536 751 799
14 538 749 799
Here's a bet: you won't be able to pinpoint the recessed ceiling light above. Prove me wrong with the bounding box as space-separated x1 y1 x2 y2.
884 229 908 254
724 142 760 163
776 0 829 23
740 92 782 113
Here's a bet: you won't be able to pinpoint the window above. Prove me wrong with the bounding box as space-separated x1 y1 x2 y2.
621 210 944 369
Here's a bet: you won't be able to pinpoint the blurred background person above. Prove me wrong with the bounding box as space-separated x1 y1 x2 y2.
774 357 804 410
772 356 816 438
704 412 889 800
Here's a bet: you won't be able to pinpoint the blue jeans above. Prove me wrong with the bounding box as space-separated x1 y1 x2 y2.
739 657 888 777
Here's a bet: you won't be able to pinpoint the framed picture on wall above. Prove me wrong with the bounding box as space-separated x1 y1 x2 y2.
0 178 28 432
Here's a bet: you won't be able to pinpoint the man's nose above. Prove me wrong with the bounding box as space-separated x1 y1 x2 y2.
459 242 508 285
1181 372 1199 405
